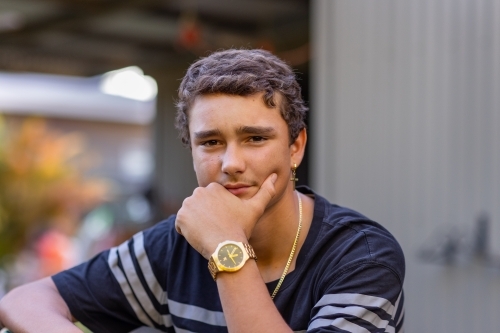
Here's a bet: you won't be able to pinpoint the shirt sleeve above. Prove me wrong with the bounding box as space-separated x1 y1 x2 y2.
307 262 405 333
52 217 177 333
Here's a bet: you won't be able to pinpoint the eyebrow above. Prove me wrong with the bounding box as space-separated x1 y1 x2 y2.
193 129 222 140
236 126 276 135
194 126 276 140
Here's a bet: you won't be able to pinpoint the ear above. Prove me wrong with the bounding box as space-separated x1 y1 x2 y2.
289 128 307 166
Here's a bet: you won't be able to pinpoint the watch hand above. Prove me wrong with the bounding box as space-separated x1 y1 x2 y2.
226 249 237 264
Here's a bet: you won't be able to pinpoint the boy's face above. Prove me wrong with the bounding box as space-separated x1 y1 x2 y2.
188 93 304 204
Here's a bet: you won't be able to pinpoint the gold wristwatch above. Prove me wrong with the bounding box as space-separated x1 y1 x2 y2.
208 241 257 280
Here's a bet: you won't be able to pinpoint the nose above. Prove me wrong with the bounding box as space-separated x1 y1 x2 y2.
221 144 245 175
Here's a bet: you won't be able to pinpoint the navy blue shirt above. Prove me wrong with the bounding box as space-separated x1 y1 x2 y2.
53 187 405 332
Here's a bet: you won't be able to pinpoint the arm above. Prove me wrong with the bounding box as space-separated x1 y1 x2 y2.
0 277 80 333
175 174 293 333
216 259 292 333
307 263 404 332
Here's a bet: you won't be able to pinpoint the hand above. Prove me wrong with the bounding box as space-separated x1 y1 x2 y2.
175 173 277 259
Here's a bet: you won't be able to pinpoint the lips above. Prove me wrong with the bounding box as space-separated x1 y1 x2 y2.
224 183 251 195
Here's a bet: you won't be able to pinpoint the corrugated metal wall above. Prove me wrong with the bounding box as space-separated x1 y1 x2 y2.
311 0 500 331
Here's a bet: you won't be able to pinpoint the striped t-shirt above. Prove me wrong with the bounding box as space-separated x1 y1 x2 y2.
53 186 405 332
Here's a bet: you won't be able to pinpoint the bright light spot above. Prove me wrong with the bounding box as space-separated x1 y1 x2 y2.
126 195 151 224
0 11 25 32
80 206 114 240
99 66 158 101
119 149 153 182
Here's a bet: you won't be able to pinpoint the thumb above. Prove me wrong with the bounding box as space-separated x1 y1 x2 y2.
248 173 277 211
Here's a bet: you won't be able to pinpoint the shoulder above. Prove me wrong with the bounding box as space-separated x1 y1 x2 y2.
142 214 177 236
295 187 405 332
298 186 405 283
138 214 186 250
138 214 198 265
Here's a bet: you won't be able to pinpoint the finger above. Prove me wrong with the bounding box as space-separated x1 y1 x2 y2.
248 173 277 210
174 219 183 235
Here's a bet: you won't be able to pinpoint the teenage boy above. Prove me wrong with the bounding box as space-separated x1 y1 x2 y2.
0 49 405 333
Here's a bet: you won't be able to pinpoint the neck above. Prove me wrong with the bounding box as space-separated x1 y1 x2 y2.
248 187 309 282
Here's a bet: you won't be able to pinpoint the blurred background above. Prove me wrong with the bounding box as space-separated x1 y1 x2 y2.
0 0 499 332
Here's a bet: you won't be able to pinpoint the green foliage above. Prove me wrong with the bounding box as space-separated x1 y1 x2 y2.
75 322 93 332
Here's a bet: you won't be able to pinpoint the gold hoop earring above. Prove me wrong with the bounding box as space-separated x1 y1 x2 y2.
290 163 298 189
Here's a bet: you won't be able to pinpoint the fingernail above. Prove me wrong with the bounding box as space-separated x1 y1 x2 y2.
271 173 278 183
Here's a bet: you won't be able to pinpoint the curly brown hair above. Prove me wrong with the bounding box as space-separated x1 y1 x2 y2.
175 49 308 147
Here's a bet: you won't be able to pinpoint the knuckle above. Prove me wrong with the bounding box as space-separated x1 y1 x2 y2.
174 219 182 232
206 182 219 190
181 194 196 208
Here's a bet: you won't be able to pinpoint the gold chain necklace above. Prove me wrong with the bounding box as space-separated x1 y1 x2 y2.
271 191 302 299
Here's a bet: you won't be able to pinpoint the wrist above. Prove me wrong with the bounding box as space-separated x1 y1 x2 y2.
203 233 248 260
208 241 257 280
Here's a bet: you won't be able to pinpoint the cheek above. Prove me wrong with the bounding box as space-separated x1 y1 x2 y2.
276 163 292 189
194 155 220 185
256 149 290 182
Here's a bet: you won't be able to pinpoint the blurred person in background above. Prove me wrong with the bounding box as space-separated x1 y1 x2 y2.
0 49 405 333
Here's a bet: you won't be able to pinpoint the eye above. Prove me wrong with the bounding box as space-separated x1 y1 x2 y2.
201 140 219 146
248 136 266 142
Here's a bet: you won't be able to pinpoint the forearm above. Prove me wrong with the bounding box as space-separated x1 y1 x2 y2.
0 277 81 333
216 260 293 333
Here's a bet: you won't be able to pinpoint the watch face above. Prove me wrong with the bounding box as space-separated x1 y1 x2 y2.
218 243 244 269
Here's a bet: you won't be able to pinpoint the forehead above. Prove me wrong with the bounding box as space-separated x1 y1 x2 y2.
188 93 287 131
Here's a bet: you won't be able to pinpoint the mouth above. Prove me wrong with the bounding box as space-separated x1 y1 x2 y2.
224 183 252 196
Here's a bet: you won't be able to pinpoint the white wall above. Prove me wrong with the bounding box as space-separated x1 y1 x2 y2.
311 0 500 332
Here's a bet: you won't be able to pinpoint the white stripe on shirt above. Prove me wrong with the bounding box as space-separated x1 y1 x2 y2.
169 299 226 326
133 232 168 304
311 292 404 332
110 237 226 330
108 247 154 327
312 305 390 329
117 241 173 327
314 293 395 314
309 318 371 333
396 306 405 326
393 291 402 316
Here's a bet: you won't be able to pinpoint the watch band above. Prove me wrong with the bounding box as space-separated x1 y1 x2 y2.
208 241 257 280
208 256 218 279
